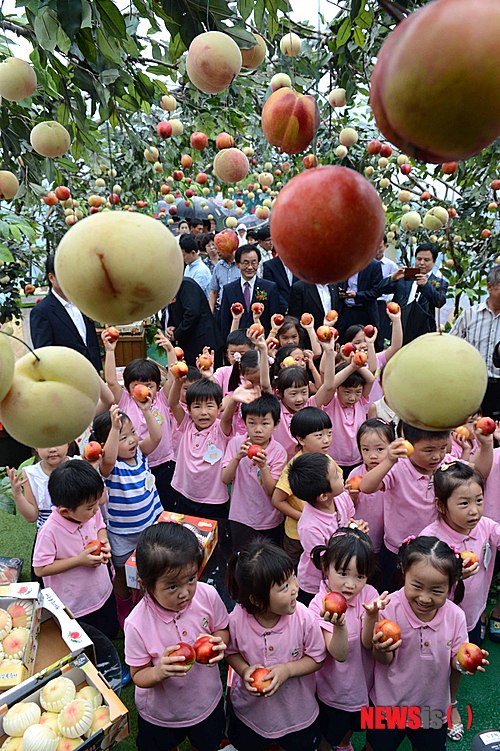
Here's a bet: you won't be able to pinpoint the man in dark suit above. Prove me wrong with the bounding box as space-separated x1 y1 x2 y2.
166 277 223 366
30 254 102 371
376 243 448 344
288 281 340 330
262 254 299 314
219 244 280 342
337 258 383 337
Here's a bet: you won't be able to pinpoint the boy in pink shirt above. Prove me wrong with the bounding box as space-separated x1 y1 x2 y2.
33 461 117 640
323 358 375 477
124 522 228 751
360 422 493 592
222 394 287 552
288 452 364 604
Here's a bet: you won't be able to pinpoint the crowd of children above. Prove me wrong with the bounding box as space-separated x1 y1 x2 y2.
8 305 499 751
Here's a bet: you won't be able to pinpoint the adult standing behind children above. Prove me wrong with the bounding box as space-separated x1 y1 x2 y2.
209 237 240 313
165 277 223 366
180 234 212 298
30 254 102 372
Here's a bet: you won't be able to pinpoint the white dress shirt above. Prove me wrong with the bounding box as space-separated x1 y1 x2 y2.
241 275 257 299
316 284 332 315
51 288 87 343
378 255 399 302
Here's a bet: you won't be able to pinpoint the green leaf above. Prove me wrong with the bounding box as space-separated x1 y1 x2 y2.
169 33 186 60
34 7 60 52
336 17 352 48
97 27 124 65
237 0 254 21
75 28 97 64
254 0 265 29
56 26 72 54
355 8 373 30
81 0 92 29
99 68 121 85
353 26 365 47
0 245 14 263
224 25 260 47
96 0 127 39
56 0 83 39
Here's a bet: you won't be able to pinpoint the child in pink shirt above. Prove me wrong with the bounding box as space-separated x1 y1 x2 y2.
288 452 361 604
365 536 487 751
222 394 287 552
309 528 380 751
168 375 259 520
324 358 375 476
225 539 326 750
124 522 228 751
263 338 336 459
222 349 262 435
346 418 396 554
33 461 117 640
102 329 176 509
213 329 254 396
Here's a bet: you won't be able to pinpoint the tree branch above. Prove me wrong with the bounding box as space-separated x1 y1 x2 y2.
376 0 407 23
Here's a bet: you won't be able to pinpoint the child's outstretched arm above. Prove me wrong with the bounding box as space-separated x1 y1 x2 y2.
320 610 348 662
314 339 336 407
96 376 115 414
168 370 187 426
364 326 378 373
101 330 123 403
359 438 408 493
471 426 494 480
361 590 392 649
7 468 38 523
248 327 271 393
220 382 261 436
358 361 376 398
384 308 403 361
137 394 162 455
100 404 121 477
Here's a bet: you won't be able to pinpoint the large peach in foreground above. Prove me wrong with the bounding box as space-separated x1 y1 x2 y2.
0 347 100 447
370 0 500 162
270 166 385 283
0 57 37 101
262 88 320 155
186 31 242 94
0 333 15 401
54 212 183 324
30 121 71 158
383 333 487 430
213 148 249 184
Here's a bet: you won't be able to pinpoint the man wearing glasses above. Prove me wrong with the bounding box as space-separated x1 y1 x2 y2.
219 244 280 341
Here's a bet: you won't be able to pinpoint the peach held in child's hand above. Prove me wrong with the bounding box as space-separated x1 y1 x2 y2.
133 384 150 402
84 539 104 555
250 667 272 694
0 347 100 448
247 444 262 460
375 619 401 643
353 351 367 366
454 425 471 440
54 212 184 325
460 551 479 567
300 313 313 326
83 441 102 462
316 326 334 342
104 326 120 342
174 346 184 360
171 361 189 378
193 635 218 664
383 333 487 430
248 323 264 337
475 416 495 435
322 591 347 616
401 440 414 457
347 475 363 491
170 643 196 670
457 642 483 672
252 302 264 315
231 302 244 316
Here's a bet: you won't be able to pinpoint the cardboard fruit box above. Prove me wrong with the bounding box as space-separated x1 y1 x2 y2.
125 511 218 588
0 583 42 691
0 652 129 750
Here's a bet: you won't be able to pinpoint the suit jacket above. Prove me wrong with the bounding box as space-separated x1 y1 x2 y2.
338 259 383 329
219 277 280 341
262 256 299 314
29 290 102 372
288 281 340 330
168 278 223 365
377 272 449 343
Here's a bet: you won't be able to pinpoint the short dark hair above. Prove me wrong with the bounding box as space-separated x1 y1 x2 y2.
357 418 395 450
123 358 161 390
189 219 203 229
241 394 281 425
235 244 261 264
48 461 104 510
136 522 203 595
226 538 293 614
288 452 332 505
226 329 253 348
341 324 364 346
290 406 332 439
274 344 304 370
185 378 223 408
335 362 365 389
398 535 464 603
228 349 260 392
434 461 485 508
179 234 199 253
275 365 309 394
257 225 271 241
185 365 201 383
91 410 131 444
45 253 56 281
311 527 376 578
400 421 451 445
198 232 215 251
416 242 438 262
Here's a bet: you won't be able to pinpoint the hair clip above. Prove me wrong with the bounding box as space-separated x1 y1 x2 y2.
402 535 416 545
233 352 242 363
449 543 461 559
439 461 456 471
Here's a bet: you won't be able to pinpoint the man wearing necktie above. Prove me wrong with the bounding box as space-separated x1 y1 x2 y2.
376 243 448 344
30 254 102 372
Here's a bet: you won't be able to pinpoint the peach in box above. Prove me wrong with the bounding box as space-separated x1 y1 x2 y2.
262 87 320 155
271 166 385 284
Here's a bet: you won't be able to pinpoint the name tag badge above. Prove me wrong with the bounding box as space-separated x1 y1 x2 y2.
483 542 492 569
145 474 155 491
204 443 223 465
